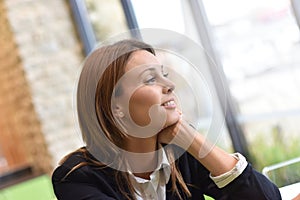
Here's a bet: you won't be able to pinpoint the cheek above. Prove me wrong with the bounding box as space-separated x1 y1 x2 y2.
129 88 161 126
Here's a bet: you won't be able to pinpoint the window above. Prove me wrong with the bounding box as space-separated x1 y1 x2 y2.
131 0 234 152
84 0 128 42
69 0 130 54
203 0 300 171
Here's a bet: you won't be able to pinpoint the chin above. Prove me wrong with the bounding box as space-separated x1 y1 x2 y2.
164 112 181 127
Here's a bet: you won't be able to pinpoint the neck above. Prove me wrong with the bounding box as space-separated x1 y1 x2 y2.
124 135 158 179
125 135 157 153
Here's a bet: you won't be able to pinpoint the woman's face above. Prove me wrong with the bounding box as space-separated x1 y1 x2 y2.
116 50 180 131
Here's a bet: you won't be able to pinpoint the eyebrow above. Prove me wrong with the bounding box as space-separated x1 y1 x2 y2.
138 65 165 78
161 65 166 74
139 67 156 76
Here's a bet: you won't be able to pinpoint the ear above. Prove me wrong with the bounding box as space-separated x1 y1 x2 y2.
113 105 124 118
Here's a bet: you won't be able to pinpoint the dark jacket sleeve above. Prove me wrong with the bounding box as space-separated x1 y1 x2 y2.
178 151 282 200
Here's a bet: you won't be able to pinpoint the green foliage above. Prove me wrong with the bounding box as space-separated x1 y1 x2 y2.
0 175 55 200
249 127 300 187
204 195 214 200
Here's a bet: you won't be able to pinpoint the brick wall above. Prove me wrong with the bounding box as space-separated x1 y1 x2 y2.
0 0 52 174
4 0 84 169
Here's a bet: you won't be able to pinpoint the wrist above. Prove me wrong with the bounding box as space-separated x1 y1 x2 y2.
173 121 198 151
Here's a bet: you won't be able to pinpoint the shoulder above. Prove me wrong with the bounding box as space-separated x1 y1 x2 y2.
51 148 114 185
51 148 125 199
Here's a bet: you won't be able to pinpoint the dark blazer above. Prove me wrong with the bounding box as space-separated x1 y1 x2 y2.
52 148 281 200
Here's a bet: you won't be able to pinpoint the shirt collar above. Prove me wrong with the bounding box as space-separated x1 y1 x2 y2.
156 147 171 184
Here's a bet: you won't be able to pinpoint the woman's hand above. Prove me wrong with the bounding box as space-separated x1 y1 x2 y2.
157 119 182 145
159 115 241 178
293 193 300 200
157 118 196 150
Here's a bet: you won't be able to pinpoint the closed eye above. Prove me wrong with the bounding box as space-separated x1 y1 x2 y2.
145 76 156 84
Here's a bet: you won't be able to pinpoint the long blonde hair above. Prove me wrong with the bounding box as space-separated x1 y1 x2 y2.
66 39 191 199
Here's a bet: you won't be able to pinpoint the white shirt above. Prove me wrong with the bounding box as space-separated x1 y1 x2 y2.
129 150 247 199
128 148 171 200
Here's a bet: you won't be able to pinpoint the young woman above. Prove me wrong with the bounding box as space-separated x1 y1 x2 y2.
52 39 281 200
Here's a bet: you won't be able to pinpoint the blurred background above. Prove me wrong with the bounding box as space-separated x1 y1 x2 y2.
0 0 299 199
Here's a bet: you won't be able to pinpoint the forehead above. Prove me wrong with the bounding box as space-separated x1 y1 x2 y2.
125 50 160 72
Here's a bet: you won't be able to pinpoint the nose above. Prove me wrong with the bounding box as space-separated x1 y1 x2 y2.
162 83 175 94
160 73 175 94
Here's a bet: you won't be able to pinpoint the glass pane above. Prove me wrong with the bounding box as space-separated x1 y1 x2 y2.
132 0 185 33
84 0 128 42
263 157 300 199
203 0 300 171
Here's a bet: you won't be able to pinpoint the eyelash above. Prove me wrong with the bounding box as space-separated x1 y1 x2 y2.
145 76 156 84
